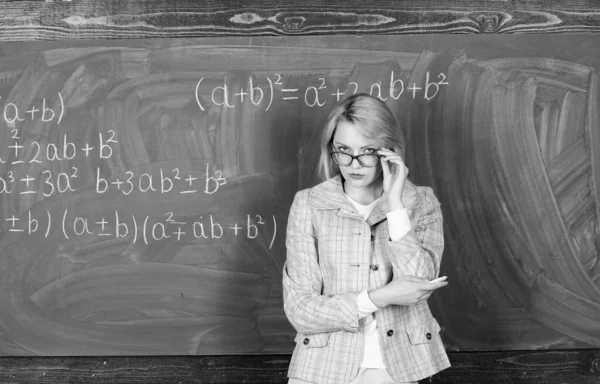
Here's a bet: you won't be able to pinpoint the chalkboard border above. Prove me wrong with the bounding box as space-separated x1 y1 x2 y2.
1 1 600 383
2 0 600 41
0 349 599 383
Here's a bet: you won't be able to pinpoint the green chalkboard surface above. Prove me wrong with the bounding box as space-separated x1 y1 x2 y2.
0 35 599 356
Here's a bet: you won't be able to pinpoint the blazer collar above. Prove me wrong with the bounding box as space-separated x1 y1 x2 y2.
308 174 420 226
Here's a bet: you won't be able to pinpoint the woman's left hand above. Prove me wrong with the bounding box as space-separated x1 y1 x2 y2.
378 148 408 210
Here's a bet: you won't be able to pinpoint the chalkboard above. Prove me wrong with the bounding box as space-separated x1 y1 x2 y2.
0 35 599 356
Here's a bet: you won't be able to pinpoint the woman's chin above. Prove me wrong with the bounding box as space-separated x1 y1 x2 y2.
343 176 373 189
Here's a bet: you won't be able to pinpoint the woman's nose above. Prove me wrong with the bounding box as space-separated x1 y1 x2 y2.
350 158 362 168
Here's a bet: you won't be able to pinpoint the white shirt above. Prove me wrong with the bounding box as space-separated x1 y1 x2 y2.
345 194 412 368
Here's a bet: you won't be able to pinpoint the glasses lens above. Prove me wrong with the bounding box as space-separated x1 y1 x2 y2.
359 155 379 167
332 153 352 166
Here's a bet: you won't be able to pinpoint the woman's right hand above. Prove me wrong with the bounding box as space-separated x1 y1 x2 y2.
368 275 448 308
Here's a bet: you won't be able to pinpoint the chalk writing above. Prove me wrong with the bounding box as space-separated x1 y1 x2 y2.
0 92 276 246
1 131 116 166
95 163 225 196
0 93 64 127
195 71 449 112
0 209 278 248
0 69 445 251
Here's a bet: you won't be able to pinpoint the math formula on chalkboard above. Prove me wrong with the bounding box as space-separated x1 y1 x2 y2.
1 123 277 247
0 67 446 249
193 71 448 111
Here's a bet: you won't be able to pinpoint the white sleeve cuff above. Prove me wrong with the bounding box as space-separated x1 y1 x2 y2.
386 208 412 241
357 289 380 319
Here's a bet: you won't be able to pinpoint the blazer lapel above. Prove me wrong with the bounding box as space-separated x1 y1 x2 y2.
309 175 359 219
366 197 389 226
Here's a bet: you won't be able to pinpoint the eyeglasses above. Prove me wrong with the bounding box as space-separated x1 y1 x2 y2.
330 152 381 167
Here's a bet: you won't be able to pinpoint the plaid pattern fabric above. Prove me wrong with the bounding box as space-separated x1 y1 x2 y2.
283 175 450 384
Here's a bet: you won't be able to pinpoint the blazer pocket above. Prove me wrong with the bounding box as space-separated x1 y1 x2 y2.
406 318 441 345
294 332 331 348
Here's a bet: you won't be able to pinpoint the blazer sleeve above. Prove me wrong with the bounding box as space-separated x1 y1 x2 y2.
282 189 361 334
386 187 444 281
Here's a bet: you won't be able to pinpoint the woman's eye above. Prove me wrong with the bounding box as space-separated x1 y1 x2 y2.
337 146 349 152
364 148 376 154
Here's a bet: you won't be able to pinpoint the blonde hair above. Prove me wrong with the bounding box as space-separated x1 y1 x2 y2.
317 93 405 181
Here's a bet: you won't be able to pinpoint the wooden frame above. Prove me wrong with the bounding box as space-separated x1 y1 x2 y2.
0 1 599 383
1 1 600 40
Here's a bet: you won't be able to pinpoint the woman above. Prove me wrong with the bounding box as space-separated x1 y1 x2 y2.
282 93 450 384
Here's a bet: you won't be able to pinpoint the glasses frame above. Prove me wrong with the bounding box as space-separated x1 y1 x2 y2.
330 151 382 168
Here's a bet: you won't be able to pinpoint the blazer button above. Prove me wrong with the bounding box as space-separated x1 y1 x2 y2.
387 329 394 337
426 332 432 340
370 264 379 271
370 234 375 241
303 338 310 345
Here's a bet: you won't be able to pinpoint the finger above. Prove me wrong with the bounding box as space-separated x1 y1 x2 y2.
381 155 390 178
379 148 400 158
428 276 448 284
383 157 404 165
431 281 449 290
379 154 403 162
380 153 403 160
380 156 407 175
383 158 404 174
380 157 402 169
419 281 447 291
402 275 428 282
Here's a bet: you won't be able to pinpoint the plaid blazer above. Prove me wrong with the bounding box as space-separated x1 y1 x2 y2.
283 175 450 384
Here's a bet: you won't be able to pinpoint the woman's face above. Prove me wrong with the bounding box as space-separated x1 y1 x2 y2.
332 120 383 191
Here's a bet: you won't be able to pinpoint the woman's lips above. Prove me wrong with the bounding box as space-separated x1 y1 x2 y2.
348 173 364 179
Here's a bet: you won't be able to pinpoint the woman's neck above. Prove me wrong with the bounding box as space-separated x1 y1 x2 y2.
343 181 383 205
